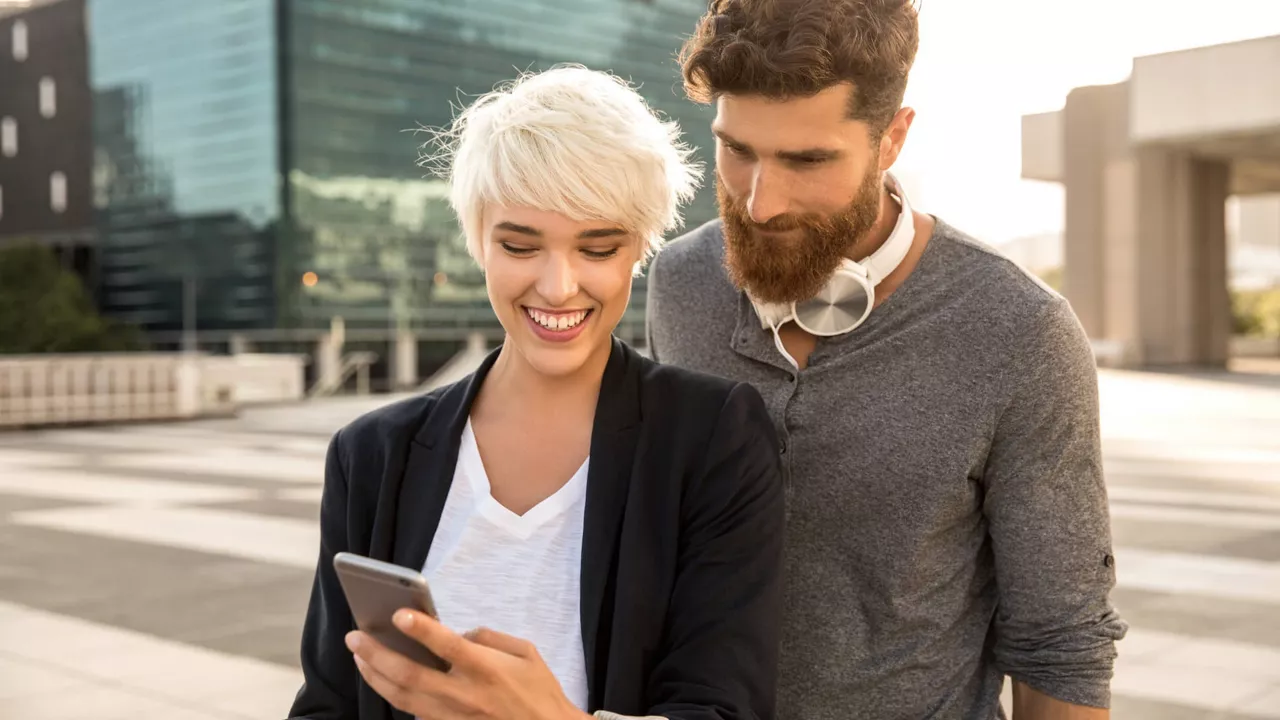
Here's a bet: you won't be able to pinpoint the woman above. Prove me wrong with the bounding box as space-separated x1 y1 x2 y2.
289 66 785 720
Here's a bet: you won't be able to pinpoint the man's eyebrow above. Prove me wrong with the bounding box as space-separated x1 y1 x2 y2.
713 129 842 161
713 128 743 145
778 147 842 162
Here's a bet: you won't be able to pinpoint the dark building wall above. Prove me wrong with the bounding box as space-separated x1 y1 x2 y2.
0 0 94 240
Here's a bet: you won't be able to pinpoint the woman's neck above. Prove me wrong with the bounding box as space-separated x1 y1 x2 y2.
471 339 611 423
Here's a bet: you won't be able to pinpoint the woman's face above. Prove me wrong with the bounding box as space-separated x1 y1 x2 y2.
481 205 641 379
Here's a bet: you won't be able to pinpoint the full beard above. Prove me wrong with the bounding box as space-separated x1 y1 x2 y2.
717 165 884 304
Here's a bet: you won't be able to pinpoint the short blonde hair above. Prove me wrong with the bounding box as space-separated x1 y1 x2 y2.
420 65 702 266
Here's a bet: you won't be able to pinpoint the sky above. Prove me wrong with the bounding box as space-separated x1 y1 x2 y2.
895 0 1280 245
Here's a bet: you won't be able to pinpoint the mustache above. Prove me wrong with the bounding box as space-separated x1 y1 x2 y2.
748 215 805 233
719 195 823 234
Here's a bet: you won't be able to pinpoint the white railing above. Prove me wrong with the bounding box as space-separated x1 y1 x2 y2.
308 351 378 398
202 353 309 405
0 353 307 429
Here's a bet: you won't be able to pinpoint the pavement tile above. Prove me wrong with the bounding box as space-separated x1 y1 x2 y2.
0 370 1277 719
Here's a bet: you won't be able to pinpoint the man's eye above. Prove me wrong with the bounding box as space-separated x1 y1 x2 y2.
582 248 619 260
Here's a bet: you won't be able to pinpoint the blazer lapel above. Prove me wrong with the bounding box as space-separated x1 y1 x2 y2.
580 338 642 711
363 337 640 715
389 347 501 572
360 348 498 720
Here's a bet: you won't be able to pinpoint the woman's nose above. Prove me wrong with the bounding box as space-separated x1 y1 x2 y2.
536 254 579 305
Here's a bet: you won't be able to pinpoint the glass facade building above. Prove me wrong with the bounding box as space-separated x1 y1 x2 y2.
90 0 716 336
90 0 280 330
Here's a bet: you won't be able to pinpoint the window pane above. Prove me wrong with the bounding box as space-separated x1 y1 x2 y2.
0 117 15 157
51 171 67 213
39 77 57 118
12 20 27 61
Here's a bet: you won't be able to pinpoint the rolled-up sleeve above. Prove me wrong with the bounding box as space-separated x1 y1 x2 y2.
982 297 1128 708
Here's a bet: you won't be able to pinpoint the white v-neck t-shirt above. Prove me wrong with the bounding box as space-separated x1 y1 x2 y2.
421 419 591 711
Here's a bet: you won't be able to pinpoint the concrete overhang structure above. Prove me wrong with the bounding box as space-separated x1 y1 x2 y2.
1022 34 1280 367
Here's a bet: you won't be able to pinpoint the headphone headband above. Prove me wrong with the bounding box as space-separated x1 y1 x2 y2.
859 171 914 286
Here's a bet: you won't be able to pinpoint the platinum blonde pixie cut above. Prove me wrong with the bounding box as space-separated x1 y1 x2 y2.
421 65 703 266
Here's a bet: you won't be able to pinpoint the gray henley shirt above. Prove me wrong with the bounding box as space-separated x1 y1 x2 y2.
645 217 1128 720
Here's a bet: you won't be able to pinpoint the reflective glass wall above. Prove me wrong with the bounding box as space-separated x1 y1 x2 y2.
280 0 716 336
90 0 280 330
87 0 715 335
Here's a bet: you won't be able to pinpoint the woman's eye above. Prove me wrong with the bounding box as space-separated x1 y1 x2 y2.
500 242 536 256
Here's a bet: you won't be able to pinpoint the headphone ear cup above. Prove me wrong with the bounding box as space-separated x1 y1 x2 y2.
794 265 874 336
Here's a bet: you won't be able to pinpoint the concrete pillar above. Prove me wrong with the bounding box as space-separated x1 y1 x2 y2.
1062 83 1130 340
1104 148 1231 366
315 316 344 392
1101 157 1142 365
1061 81 1231 367
391 330 418 390
228 334 251 355
1062 91 1107 338
1192 159 1232 366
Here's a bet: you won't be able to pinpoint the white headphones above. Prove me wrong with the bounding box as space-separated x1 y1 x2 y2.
750 171 915 337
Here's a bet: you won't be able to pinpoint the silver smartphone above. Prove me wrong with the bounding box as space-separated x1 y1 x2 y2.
332 551 450 671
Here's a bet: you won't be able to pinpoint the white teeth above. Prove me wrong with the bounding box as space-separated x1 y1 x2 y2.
527 309 587 331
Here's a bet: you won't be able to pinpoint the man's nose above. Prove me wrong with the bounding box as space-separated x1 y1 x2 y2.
747 167 788 225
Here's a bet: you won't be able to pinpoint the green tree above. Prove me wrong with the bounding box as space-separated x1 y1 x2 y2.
1036 267 1064 293
1232 287 1280 338
0 242 146 354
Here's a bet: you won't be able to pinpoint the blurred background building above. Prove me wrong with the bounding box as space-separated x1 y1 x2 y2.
0 0 716 349
0 0 94 284
5 0 1280 377
1022 34 1280 367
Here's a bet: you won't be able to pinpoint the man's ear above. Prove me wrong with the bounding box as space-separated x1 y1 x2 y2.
878 107 916 171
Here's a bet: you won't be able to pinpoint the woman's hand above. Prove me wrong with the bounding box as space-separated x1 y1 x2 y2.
347 609 592 720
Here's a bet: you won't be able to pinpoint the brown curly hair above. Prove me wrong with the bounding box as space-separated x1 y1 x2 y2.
680 0 919 136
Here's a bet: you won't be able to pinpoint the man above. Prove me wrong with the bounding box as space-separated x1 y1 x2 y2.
646 1 1128 718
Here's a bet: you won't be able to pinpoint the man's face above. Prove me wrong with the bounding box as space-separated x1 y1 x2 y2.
713 83 907 304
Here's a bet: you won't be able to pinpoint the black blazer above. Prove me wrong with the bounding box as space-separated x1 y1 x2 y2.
289 338 785 720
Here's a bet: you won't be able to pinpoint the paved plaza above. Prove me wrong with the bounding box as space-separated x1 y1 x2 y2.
1 367 1279 719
